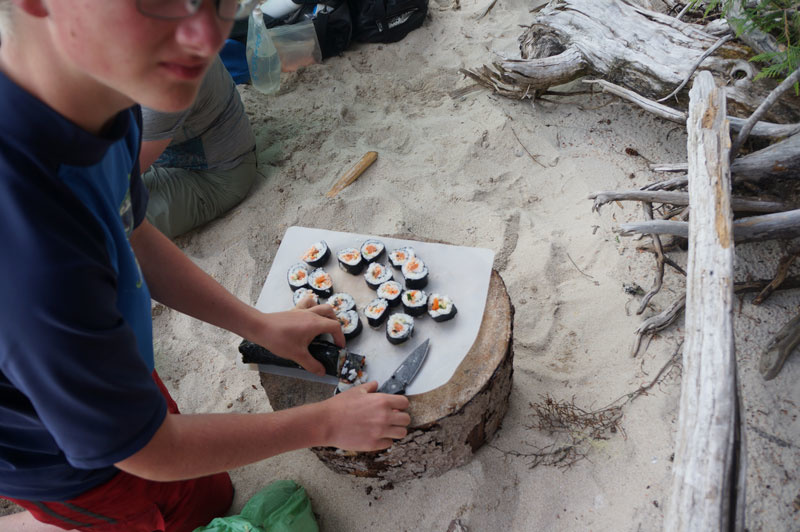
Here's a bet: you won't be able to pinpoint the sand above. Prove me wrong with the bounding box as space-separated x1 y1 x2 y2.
156 0 799 529
2 1 797 530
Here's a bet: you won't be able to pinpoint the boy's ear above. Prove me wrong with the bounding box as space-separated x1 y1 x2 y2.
11 0 48 18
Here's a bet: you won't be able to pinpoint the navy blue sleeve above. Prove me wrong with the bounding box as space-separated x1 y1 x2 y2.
0 152 166 469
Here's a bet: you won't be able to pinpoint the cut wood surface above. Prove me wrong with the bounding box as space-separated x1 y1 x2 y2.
664 71 738 531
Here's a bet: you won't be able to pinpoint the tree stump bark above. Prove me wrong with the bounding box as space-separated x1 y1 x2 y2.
259 264 514 482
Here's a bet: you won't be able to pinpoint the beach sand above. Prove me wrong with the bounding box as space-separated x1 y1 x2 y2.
2 1 797 530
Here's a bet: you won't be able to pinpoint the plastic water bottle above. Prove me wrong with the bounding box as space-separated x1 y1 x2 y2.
246 10 281 94
260 0 302 19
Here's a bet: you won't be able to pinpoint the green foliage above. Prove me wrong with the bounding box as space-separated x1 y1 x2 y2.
688 0 800 86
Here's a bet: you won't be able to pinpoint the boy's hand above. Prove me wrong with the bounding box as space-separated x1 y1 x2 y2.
320 382 411 451
249 304 345 376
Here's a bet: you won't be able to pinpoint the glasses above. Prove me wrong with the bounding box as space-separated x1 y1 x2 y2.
136 0 261 21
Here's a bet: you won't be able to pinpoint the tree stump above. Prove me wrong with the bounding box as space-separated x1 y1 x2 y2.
259 269 514 482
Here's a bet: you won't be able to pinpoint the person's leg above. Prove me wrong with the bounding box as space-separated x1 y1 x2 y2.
142 151 257 238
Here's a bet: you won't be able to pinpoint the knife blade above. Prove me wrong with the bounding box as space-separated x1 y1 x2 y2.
377 338 430 395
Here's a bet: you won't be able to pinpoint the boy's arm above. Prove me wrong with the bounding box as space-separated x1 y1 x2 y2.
115 381 411 481
129 219 343 375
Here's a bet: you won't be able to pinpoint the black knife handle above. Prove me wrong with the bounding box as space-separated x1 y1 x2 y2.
238 338 342 376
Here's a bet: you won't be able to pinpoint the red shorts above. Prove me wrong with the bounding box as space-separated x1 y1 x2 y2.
4 370 234 531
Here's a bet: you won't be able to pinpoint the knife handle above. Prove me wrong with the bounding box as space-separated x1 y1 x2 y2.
238 338 342 376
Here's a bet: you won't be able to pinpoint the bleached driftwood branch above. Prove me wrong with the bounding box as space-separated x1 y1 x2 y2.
464 0 800 120
760 311 800 380
620 209 800 242
586 79 800 139
589 190 791 213
665 71 738 532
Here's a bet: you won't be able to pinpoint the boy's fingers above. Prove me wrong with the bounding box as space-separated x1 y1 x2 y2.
322 318 346 347
309 304 337 320
298 352 325 376
294 296 316 310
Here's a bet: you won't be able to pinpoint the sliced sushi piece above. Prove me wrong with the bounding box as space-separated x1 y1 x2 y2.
327 293 356 313
336 309 363 340
292 287 319 306
336 352 367 393
360 239 385 264
287 262 310 291
388 246 415 269
386 313 414 344
401 289 428 317
364 262 393 290
308 268 333 298
337 247 364 274
402 256 429 289
377 280 403 307
364 297 390 328
301 241 330 268
428 293 457 322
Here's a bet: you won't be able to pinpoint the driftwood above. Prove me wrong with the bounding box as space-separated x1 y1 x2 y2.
619 209 800 242
665 71 738 532
586 79 800 139
760 311 800 380
463 0 800 120
589 190 791 214
632 278 800 358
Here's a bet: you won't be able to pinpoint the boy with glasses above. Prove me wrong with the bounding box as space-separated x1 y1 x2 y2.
0 1 410 531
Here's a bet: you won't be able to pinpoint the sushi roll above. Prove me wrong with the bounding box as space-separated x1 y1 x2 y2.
386 313 414 345
292 287 319 306
401 289 428 317
388 246 415 269
377 280 403 307
360 239 385 264
301 241 330 268
364 298 390 328
327 293 356 313
364 262 393 290
308 268 333 298
402 256 429 289
287 262 310 291
337 247 364 274
428 293 458 322
336 352 367 393
336 309 363 340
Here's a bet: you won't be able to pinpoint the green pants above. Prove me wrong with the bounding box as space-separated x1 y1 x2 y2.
143 150 257 238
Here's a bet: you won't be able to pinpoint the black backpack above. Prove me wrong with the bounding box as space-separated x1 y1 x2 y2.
350 0 428 43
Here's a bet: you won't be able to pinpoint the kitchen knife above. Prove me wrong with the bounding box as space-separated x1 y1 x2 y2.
377 338 430 395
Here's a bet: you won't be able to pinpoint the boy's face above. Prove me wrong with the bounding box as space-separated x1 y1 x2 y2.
44 0 233 112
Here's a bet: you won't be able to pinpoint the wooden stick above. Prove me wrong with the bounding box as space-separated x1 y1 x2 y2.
665 71 737 532
587 79 800 139
753 252 800 305
589 190 792 214
620 209 800 242
637 202 665 315
657 34 733 103
325 151 378 198
730 67 800 160
760 311 800 380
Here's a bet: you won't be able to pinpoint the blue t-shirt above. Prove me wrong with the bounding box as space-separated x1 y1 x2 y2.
0 71 167 501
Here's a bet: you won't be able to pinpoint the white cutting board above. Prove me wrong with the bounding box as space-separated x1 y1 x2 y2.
253 226 494 395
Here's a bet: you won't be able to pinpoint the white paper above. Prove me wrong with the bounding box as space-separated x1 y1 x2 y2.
254 226 494 394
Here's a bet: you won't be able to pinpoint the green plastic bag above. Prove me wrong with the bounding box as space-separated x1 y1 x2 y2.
194 480 319 532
